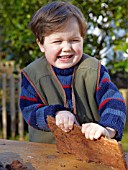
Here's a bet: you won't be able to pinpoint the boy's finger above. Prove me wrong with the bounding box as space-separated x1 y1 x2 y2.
93 131 101 139
68 117 74 130
89 128 96 140
63 116 70 131
56 119 62 126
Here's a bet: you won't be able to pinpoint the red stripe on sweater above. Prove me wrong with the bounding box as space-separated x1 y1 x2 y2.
20 96 37 102
28 119 30 125
102 78 110 83
99 98 125 110
62 85 71 88
96 87 100 91
36 104 45 108
96 78 110 91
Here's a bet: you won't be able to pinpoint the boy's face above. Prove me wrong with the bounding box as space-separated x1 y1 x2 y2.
37 17 83 69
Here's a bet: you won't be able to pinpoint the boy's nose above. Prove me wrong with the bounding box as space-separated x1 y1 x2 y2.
62 42 72 52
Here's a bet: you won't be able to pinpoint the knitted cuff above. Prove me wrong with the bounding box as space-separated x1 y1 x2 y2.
44 104 69 123
98 114 124 141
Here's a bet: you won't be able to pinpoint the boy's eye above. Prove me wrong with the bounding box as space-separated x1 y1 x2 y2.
53 41 62 43
72 39 79 42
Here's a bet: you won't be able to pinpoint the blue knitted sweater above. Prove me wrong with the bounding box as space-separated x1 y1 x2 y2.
20 65 126 141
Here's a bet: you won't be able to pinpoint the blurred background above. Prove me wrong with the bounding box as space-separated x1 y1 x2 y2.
0 0 128 151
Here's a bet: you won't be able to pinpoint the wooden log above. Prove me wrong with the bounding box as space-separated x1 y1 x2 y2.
1 139 124 170
119 89 128 129
119 89 128 110
47 116 128 170
18 73 24 140
2 73 7 139
10 74 16 137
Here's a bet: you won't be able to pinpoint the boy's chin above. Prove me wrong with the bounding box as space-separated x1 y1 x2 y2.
54 64 74 69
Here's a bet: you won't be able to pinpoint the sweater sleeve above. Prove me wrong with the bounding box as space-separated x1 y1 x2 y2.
20 74 67 131
96 65 126 141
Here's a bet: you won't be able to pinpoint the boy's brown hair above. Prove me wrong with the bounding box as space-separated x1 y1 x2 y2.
29 1 87 44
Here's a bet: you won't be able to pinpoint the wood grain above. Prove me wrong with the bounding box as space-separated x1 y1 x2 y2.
47 116 128 170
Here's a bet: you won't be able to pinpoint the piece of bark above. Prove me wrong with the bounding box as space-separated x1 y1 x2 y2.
5 160 28 170
47 116 127 170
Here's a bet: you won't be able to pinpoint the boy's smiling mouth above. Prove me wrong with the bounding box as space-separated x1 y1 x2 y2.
58 55 73 59
58 55 73 62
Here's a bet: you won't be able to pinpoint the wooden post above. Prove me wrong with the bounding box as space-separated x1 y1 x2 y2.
2 73 7 139
119 89 128 130
119 89 128 109
18 73 24 140
10 73 16 137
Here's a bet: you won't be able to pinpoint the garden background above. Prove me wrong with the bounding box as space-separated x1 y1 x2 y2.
0 0 128 151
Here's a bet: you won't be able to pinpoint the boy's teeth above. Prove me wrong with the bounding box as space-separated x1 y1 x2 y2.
60 55 72 59
62 56 68 59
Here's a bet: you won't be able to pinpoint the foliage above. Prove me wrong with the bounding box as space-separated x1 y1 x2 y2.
122 126 128 152
70 0 128 74
0 0 128 75
0 0 47 67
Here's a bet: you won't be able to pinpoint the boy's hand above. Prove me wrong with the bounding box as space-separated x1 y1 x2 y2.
55 110 79 132
81 123 116 140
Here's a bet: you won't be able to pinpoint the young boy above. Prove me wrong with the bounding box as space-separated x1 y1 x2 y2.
20 1 126 143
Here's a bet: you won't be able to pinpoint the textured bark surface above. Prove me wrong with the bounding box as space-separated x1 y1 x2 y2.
5 160 28 170
47 116 128 170
0 139 118 170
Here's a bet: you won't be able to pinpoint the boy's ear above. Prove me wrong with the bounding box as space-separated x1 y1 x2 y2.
36 39 45 52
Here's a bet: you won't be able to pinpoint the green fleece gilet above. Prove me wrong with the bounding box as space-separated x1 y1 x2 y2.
23 54 101 143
